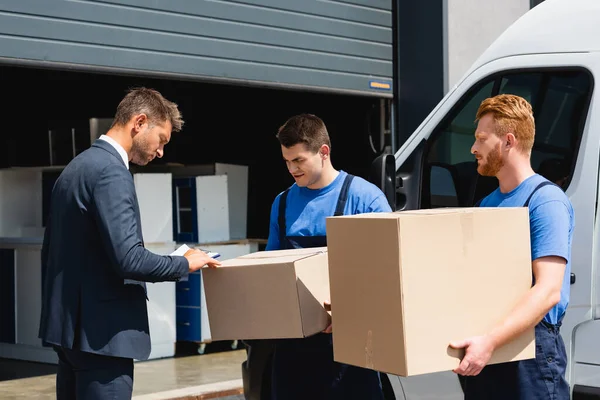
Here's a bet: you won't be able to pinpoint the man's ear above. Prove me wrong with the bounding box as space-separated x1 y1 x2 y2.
505 133 516 149
320 144 330 159
133 114 148 133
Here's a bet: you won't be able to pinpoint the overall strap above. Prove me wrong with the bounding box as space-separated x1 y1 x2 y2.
523 181 557 208
474 180 558 208
334 174 355 216
278 188 291 247
278 174 354 246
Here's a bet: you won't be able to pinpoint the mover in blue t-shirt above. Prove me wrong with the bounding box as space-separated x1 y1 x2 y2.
242 114 391 400
452 94 574 400
265 169 392 251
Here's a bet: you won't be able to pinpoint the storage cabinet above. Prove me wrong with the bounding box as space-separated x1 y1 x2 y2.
176 272 203 342
172 175 230 244
135 163 249 241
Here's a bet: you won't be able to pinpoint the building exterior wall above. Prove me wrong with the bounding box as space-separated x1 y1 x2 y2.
444 0 531 91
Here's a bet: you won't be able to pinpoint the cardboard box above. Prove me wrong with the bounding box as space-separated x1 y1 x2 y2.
326 207 535 377
202 247 330 341
199 241 263 342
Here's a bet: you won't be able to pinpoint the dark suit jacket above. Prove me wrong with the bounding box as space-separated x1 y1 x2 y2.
38 139 188 360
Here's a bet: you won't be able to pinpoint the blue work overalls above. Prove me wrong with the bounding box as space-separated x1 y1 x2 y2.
460 181 570 399
271 174 385 400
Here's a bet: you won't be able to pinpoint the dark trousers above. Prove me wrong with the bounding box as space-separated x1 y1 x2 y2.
271 333 384 400
242 339 275 400
460 321 570 399
54 346 134 400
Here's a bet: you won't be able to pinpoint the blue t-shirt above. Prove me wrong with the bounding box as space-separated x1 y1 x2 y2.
266 170 392 251
479 174 575 325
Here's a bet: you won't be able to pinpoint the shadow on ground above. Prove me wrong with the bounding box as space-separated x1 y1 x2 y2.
0 358 57 382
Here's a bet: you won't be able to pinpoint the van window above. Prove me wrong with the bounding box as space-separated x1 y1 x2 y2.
423 69 592 208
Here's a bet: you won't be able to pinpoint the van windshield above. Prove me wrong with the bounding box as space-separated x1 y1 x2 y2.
423 68 592 208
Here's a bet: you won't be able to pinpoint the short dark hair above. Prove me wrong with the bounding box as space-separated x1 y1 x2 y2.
276 114 331 153
112 87 184 132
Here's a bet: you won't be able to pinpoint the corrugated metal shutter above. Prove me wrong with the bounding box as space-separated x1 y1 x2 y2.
0 0 392 96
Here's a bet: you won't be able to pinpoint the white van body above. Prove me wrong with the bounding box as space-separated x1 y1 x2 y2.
385 0 600 398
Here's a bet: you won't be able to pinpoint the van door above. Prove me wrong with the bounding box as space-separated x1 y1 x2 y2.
570 78 600 398
387 52 598 399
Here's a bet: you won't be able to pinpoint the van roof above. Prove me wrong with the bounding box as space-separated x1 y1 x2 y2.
471 0 600 71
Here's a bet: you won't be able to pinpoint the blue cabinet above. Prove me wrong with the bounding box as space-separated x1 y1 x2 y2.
176 306 202 342
175 271 202 342
172 178 198 243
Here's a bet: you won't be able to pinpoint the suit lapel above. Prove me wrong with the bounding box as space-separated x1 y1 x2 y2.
92 139 128 169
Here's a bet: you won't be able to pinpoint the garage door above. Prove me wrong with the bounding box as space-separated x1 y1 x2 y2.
0 0 392 96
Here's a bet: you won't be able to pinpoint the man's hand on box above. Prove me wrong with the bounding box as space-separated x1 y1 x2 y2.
449 335 495 376
322 301 332 334
184 248 221 272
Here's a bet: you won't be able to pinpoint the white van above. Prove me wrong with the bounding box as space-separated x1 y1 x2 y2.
374 0 600 398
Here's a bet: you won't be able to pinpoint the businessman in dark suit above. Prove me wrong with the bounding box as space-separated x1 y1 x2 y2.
39 87 221 400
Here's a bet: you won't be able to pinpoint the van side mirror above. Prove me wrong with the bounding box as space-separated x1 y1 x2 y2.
369 153 397 210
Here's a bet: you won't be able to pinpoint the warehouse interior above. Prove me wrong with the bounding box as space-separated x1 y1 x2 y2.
0 65 389 240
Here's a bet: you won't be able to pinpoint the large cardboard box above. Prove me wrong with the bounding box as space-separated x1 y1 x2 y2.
203 247 330 341
326 207 535 377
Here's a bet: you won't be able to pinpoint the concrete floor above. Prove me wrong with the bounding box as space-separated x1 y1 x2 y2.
0 349 247 399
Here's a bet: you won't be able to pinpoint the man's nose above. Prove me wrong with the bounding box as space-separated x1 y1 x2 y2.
157 148 164 158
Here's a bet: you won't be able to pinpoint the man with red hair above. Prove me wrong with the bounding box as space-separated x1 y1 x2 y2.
451 94 574 399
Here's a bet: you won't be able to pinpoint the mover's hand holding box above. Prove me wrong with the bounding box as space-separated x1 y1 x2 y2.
325 207 535 377
202 247 331 341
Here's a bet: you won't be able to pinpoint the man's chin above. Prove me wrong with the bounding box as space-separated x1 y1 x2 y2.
130 159 149 167
477 166 498 177
293 176 306 187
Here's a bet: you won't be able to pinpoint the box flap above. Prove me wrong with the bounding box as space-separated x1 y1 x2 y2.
235 247 327 259
326 207 526 221
220 255 306 268
326 213 399 220
217 247 327 268
397 207 524 216
294 253 331 336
